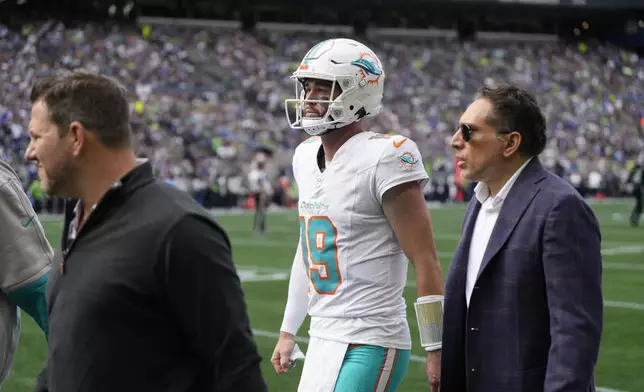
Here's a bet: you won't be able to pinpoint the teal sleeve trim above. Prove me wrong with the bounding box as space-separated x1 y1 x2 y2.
7 273 49 340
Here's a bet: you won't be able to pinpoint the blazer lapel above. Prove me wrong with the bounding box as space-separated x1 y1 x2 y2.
476 159 547 280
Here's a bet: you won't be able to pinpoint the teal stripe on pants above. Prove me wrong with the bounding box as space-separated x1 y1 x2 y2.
333 345 410 392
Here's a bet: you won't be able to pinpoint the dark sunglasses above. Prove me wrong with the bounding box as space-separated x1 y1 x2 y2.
457 124 476 142
457 124 511 142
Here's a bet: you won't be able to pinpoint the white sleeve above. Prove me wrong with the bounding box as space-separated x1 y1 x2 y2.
374 137 430 204
0 176 52 293
279 148 309 335
279 237 309 335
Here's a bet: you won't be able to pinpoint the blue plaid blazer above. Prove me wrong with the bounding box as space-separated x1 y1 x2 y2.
441 158 603 392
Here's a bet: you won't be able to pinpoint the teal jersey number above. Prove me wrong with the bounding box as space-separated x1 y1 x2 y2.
299 216 342 295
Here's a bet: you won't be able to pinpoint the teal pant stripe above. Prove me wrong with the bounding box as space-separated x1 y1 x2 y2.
334 345 410 392
7 273 49 340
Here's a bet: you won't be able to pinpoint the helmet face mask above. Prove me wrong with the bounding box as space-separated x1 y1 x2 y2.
287 76 356 136
284 39 385 136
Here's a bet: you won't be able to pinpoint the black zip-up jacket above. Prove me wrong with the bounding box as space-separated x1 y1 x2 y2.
39 162 267 392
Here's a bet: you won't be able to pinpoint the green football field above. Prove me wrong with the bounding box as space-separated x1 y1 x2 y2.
3 201 642 392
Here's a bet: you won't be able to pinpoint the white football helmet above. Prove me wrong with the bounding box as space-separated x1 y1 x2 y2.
284 38 385 136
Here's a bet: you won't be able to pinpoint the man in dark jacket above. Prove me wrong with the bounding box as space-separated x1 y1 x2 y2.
26 71 267 392
443 85 602 392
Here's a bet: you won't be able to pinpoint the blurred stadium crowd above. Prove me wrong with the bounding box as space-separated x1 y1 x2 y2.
1 21 643 212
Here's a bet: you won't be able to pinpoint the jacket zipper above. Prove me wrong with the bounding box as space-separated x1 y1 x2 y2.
60 185 120 274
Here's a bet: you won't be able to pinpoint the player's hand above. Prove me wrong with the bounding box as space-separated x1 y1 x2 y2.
271 331 296 374
426 350 441 392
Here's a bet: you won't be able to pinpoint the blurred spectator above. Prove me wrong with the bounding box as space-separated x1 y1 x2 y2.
1 21 643 209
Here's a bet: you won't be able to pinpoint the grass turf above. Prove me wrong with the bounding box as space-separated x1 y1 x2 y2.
3 201 642 391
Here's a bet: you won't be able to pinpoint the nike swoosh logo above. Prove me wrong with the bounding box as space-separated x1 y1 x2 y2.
22 216 34 228
393 138 408 148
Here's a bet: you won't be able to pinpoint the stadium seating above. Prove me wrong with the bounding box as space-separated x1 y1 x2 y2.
1 22 643 208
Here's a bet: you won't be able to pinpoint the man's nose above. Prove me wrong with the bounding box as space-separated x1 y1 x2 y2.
304 90 317 101
451 130 464 150
24 144 35 161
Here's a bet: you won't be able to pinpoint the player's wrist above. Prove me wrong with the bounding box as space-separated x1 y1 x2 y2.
279 331 296 340
414 295 444 353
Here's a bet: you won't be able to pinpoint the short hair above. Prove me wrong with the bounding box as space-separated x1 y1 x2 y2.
30 71 132 149
478 84 547 157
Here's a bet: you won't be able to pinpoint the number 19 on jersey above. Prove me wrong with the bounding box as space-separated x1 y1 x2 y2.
299 216 342 295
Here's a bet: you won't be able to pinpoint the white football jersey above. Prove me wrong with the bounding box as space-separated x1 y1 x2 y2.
293 131 429 349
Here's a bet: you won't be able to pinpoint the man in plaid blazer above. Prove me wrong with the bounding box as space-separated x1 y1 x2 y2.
441 85 603 392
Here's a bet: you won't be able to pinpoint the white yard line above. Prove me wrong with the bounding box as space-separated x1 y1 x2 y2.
603 301 644 311
231 238 455 258
250 329 627 392
230 232 464 241
238 269 289 282
602 263 644 271
601 246 644 256
234 238 644 272
231 237 644 259
239 267 644 311
251 329 425 363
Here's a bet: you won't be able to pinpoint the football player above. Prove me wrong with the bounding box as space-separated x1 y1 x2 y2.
271 38 445 392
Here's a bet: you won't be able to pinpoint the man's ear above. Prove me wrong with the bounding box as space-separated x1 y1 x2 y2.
502 132 522 158
67 121 87 157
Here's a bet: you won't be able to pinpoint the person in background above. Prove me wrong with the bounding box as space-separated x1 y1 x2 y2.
624 154 644 227
248 160 272 235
